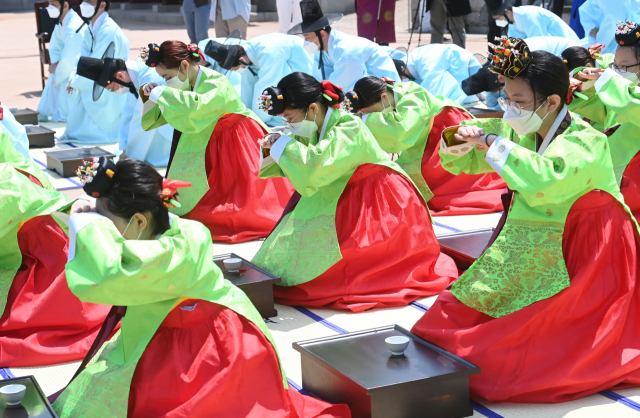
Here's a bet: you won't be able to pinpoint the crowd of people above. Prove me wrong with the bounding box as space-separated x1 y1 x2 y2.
1 0 640 415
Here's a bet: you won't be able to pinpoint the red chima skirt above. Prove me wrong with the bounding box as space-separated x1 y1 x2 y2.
423 106 506 216
129 299 352 417
0 214 110 367
411 190 640 402
183 113 295 243
274 163 459 313
621 151 640 222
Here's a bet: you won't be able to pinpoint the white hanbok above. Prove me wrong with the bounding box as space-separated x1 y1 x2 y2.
0 103 32 162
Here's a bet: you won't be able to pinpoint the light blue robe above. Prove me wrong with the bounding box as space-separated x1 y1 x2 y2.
508 6 581 43
405 44 482 105
312 30 399 91
240 33 313 126
62 13 129 144
210 0 250 23
37 9 86 122
0 103 32 162
525 35 580 56
116 59 172 167
198 37 244 96
579 0 640 54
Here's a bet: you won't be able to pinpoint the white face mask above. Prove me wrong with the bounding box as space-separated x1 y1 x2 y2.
46 4 61 18
503 99 549 136
381 95 394 114
166 65 190 90
80 2 96 18
495 19 509 28
235 66 247 74
290 111 318 138
303 40 319 55
616 69 640 85
113 86 128 95
122 216 144 240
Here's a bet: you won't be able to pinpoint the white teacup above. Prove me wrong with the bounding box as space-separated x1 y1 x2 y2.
0 384 26 406
223 258 242 271
82 146 94 155
385 336 410 356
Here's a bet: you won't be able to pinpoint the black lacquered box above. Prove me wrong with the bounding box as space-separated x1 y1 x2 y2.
0 375 59 417
213 253 281 318
11 108 39 126
44 147 116 178
293 325 480 418
27 126 56 148
437 228 494 271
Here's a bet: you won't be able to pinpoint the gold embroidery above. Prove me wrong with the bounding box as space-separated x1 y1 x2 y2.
546 209 553 216
446 162 454 168
492 155 501 162
587 178 591 185
498 145 506 152
574 167 578 174
451 149 459 154
514 159 520 167
536 192 544 198
461 147 469 152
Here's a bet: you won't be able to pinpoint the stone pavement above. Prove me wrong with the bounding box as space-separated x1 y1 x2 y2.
0 6 489 110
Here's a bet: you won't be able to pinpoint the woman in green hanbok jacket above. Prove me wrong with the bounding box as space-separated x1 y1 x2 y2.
139 40 294 243
253 72 457 313
52 157 349 418
346 76 506 216
568 20 640 221
411 38 640 402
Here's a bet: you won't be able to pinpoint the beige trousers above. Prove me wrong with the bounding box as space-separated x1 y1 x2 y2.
214 0 248 39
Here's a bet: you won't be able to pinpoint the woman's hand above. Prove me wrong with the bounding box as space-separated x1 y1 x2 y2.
575 67 605 81
70 199 96 215
66 81 74 94
258 133 281 149
589 27 599 38
453 126 493 150
142 82 158 97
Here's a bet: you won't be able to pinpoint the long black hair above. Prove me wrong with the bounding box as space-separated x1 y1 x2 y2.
519 50 570 107
104 159 171 235
352 76 392 109
277 72 344 110
561 46 595 72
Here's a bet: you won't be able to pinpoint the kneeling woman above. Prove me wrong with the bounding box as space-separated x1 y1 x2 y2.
0 133 110 367
347 76 506 216
52 158 350 417
411 38 640 402
140 41 294 243
253 73 458 313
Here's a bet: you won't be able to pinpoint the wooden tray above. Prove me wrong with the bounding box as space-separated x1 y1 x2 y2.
0 375 59 417
27 125 55 148
293 325 480 418
11 108 39 125
437 228 494 271
213 253 281 318
44 147 116 178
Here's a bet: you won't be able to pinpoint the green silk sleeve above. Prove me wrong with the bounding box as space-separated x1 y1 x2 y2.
140 101 168 131
278 117 364 198
66 216 211 306
597 75 640 128
567 86 608 127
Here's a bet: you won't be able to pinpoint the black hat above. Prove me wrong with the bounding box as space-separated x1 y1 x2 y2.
288 0 343 35
484 0 514 17
76 41 116 101
76 156 117 198
462 62 502 95
615 20 640 47
203 30 244 71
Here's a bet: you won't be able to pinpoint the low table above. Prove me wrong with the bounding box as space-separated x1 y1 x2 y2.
0 375 59 417
293 325 480 418
467 107 504 119
27 125 56 148
437 228 494 271
213 253 280 318
44 147 116 178
10 108 39 125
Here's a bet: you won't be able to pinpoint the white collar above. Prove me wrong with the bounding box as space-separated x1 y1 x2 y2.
318 107 333 141
326 31 336 58
91 11 107 33
61 9 73 27
125 61 139 90
244 44 258 69
512 7 525 33
193 67 203 90
538 105 568 155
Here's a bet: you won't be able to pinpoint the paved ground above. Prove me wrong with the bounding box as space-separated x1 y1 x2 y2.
0 4 489 111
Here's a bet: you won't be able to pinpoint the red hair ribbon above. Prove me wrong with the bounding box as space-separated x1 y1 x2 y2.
380 76 396 86
187 43 205 61
321 80 342 108
160 178 192 209
588 43 605 59
566 78 584 105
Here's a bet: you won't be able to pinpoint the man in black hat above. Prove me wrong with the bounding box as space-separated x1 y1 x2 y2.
461 62 505 110
288 0 399 91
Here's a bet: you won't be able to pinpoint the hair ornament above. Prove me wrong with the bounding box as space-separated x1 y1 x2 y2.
160 178 192 209
380 76 396 89
487 36 532 79
567 78 588 105
76 156 117 197
321 80 342 108
258 87 286 116
187 43 201 58
615 20 640 46
342 90 362 113
141 43 162 67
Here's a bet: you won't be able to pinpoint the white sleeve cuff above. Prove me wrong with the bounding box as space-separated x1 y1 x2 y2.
594 69 619 93
485 136 516 174
68 212 106 263
270 135 295 164
362 113 369 123
149 85 167 103
581 79 596 91
440 138 477 156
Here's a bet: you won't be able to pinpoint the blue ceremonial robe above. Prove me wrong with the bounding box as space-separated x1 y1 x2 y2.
116 60 172 167
0 103 32 162
62 13 129 144
240 33 313 126
37 9 86 123
579 0 640 54
312 30 399 91
525 36 580 56
508 6 580 43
